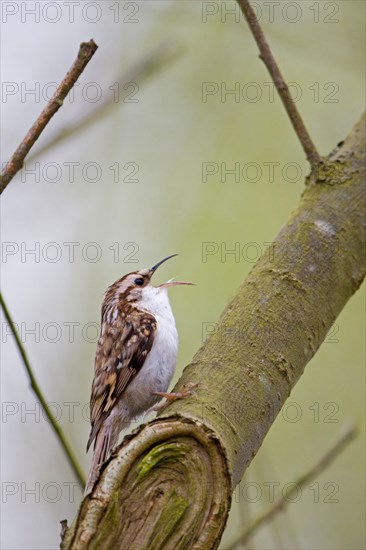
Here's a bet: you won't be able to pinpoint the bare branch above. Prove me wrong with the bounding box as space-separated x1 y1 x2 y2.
0 293 86 488
0 39 98 194
27 42 179 164
228 423 357 548
236 0 321 168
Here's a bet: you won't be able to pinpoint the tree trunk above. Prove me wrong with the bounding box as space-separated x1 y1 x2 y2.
61 113 365 549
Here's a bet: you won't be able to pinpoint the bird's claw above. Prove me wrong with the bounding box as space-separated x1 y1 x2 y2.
152 382 199 412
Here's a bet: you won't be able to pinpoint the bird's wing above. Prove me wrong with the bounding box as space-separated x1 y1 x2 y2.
87 307 156 451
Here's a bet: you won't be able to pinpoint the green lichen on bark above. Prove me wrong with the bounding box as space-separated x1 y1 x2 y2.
136 442 187 480
148 489 189 547
89 492 120 549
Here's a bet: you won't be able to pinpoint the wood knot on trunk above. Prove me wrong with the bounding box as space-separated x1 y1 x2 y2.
61 417 231 550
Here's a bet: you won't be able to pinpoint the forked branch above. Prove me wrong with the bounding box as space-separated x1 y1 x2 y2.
61 114 365 549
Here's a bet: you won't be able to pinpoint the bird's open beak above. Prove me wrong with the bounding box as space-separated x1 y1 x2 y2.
158 279 194 289
150 255 194 288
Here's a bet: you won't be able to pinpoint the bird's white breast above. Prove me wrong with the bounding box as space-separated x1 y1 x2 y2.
122 286 178 417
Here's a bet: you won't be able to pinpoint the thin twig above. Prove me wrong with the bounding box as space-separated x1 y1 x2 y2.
228 423 357 548
0 293 86 489
0 39 98 194
27 42 180 164
236 0 321 168
60 519 69 542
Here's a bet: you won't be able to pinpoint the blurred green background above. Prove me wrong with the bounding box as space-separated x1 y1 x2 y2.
1 1 365 549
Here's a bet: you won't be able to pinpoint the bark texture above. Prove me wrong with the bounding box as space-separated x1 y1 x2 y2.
61 113 365 549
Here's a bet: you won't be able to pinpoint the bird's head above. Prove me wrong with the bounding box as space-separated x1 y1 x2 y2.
106 254 193 306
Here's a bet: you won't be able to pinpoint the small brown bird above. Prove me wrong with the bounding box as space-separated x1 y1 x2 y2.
85 254 192 494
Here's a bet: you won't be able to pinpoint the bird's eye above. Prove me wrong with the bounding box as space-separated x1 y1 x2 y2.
134 277 144 286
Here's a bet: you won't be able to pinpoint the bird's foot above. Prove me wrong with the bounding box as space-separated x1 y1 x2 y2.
152 382 199 412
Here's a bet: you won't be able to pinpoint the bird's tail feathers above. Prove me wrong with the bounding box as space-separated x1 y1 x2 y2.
84 424 116 495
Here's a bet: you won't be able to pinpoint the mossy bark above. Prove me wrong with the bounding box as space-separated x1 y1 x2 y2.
61 113 365 549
